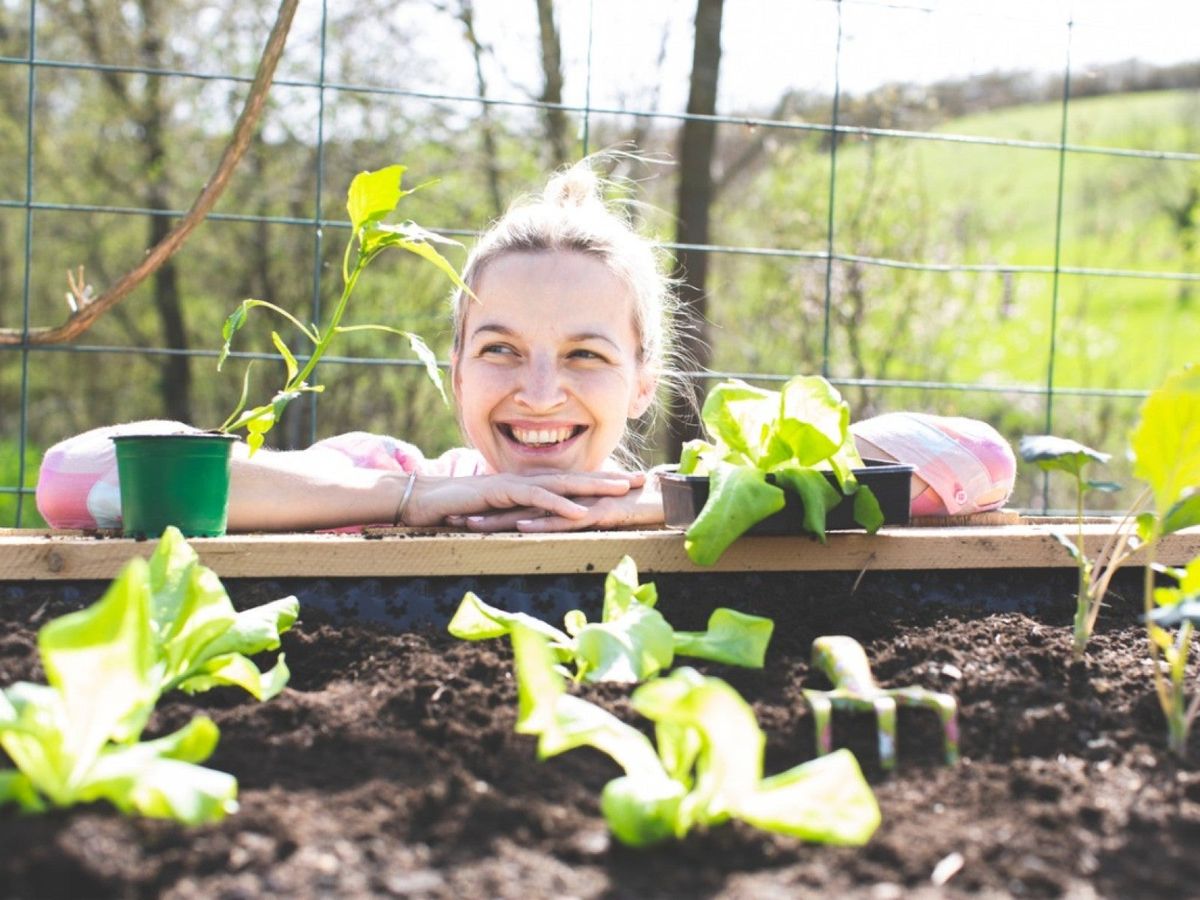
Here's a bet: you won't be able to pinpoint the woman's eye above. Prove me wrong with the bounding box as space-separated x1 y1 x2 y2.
568 348 606 362
480 343 515 357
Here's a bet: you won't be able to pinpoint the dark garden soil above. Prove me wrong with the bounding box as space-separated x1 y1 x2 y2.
2 568 1199 899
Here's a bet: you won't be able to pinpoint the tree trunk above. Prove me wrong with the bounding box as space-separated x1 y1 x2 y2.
458 0 505 216
140 0 192 423
665 0 723 461
534 0 570 166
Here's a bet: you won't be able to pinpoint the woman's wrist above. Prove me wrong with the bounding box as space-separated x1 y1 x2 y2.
392 472 417 526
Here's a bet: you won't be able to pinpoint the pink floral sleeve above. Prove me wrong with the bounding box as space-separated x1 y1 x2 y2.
36 423 486 530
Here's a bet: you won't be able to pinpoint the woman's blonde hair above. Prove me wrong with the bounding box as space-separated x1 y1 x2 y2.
450 153 686 464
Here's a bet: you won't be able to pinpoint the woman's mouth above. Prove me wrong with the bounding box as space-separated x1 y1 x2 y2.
499 424 586 448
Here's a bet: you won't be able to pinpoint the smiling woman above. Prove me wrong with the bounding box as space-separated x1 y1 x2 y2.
34 154 1018 535
35 155 682 534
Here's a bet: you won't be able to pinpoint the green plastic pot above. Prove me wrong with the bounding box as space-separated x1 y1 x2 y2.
112 433 238 538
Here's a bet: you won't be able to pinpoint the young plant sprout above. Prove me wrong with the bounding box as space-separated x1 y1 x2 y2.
448 555 774 683
1129 365 1200 757
509 622 881 847
218 165 471 454
676 376 884 566
1143 556 1200 757
0 527 298 823
1022 366 1200 686
1018 435 1121 659
803 636 959 770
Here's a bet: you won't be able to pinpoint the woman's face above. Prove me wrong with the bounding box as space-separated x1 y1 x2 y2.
452 250 655 474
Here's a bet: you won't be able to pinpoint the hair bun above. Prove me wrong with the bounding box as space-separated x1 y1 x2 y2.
543 162 604 210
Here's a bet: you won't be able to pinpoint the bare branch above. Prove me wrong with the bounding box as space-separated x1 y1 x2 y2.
0 0 300 346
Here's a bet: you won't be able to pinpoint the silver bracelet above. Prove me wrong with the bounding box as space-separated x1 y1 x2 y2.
393 472 417 527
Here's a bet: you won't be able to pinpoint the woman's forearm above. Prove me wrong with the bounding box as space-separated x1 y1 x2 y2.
226 452 409 532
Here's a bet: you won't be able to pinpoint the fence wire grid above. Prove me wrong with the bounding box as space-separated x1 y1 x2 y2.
3 0 1200 526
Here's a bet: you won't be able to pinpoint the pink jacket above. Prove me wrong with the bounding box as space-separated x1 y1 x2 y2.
36 421 487 530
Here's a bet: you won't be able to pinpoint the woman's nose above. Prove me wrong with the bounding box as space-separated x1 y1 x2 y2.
514 355 567 410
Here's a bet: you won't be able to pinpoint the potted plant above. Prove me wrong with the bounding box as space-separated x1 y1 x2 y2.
113 165 469 538
658 375 912 565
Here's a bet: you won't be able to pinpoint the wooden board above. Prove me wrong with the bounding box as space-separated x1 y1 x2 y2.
2 523 1198 580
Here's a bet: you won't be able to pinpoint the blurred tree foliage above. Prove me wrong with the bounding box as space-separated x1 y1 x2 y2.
1 0 1198 525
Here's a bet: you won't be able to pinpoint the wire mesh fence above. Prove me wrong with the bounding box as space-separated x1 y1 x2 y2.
2 0 1199 527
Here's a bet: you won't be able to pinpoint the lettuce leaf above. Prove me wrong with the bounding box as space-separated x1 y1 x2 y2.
450 556 773 683
510 625 880 847
0 527 296 823
680 375 881 565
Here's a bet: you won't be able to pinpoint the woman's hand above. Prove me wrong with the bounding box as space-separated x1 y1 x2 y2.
443 473 665 532
402 470 646 527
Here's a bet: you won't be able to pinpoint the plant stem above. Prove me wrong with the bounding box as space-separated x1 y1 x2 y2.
292 255 363 390
1166 622 1195 759
1072 474 1090 660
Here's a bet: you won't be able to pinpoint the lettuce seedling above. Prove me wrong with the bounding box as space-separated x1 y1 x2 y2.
448 555 773 683
1144 556 1200 756
0 527 298 822
218 165 471 454
677 376 884 565
509 623 881 847
1018 435 1121 659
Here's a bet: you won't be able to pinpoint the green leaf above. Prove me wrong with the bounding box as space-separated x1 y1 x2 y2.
404 331 448 405
770 466 841 542
1050 531 1084 565
37 558 159 748
563 609 588 637
218 299 318 373
632 668 764 830
447 591 569 647
1136 511 1159 544
271 332 299 384
600 774 687 846
1085 481 1123 494
684 464 786 566
1130 365 1200 519
671 608 774 668
364 223 469 295
1162 491 1200 536
735 749 881 846
677 439 715 476
346 165 408 233
775 375 848 466
0 769 42 812
81 717 237 825
1018 435 1110 478
852 484 885 533
602 555 658 619
510 622 567 737
175 653 291 702
145 530 298 701
217 301 250 371
509 624 662 775
700 380 779 462
574 605 675 684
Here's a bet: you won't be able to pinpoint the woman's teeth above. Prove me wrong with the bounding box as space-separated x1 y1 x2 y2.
511 426 575 446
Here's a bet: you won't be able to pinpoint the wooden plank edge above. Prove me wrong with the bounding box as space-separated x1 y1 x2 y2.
1 525 1198 580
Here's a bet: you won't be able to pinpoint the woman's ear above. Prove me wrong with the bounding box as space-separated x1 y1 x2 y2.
628 371 658 420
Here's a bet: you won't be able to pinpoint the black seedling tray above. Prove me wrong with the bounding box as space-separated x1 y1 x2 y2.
659 459 914 535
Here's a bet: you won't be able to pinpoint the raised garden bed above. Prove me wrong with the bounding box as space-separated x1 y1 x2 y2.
2 554 1199 898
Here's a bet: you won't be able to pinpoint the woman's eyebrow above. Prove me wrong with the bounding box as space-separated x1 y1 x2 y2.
567 331 621 348
469 323 620 348
469 323 516 339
